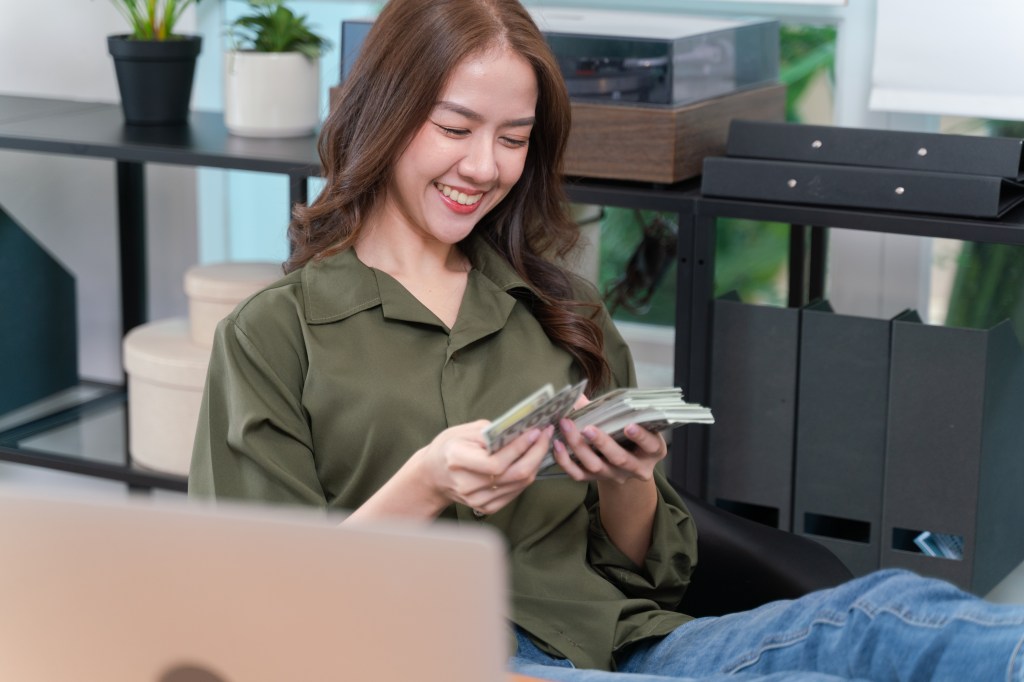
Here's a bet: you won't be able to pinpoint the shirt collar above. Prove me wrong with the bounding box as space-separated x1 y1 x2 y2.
300 232 540 325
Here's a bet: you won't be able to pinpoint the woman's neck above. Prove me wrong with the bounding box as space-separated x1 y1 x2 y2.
354 212 470 280
354 222 472 329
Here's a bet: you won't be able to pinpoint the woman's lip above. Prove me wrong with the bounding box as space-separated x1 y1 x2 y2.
439 190 483 214
434 181 485 202
434 181 484 214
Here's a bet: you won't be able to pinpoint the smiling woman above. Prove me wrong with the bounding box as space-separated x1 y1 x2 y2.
188 1 1024 680
351 47 537 327
368 49 536 240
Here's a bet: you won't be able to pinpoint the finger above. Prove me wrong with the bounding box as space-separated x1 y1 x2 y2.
469 483 529 516
582 426 635 470
474 472 501 495
558 419 613 475
551 438 591 481
496 426 555 485
621 424 668 460
577 426 642 480
489 426 546 471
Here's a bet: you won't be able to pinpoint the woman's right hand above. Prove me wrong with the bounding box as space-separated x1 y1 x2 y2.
346 420 554 523
418 420 555 516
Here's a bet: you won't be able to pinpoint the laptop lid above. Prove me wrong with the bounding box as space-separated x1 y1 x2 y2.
0 488 509 682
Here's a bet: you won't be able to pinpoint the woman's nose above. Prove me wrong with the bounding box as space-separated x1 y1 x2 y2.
459 138 500 186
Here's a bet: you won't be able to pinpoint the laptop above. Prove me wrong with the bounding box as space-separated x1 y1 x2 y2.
0 487 509 682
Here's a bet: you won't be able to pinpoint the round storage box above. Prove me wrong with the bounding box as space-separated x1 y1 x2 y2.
123 318 211 476
184 261 281 347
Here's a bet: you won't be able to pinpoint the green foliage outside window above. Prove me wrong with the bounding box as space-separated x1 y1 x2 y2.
945 119 1024 340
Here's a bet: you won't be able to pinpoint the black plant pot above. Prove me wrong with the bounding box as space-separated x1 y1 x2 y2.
108 34 202 126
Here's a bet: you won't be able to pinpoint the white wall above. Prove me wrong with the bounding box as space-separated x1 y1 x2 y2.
0 1 205 383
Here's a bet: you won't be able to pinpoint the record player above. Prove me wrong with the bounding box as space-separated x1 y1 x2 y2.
533 8 779 107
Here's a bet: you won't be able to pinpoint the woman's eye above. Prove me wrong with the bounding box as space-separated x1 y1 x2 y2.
502 137 529 149
436 124 469 137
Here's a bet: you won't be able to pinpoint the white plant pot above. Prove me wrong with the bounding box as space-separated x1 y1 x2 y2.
224 51 320 138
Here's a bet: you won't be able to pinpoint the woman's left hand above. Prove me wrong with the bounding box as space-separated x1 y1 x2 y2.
553 396 665 564
551 407 668 484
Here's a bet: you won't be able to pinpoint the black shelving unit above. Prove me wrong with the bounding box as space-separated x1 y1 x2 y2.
0 95 319 492
0 95 708 492
691 195 1024 592
6 93 1024 501
683 195 1024 495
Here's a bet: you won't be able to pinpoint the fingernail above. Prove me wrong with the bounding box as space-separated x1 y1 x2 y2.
527 428 541 443
560 418 575 433
625 424 640 437
582 426 598 441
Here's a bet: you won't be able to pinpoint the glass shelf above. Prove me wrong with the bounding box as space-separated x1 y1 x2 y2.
0 382 187 492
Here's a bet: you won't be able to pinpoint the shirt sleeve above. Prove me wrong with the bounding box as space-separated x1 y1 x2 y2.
576 279 699 609
188 316 327 507
586 473 697 610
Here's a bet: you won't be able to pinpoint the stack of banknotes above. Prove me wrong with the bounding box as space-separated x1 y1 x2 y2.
483 381 714 476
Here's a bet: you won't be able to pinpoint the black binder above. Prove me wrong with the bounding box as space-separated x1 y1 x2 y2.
702 120 1024 218
701 156 1024 218
725 119 1024 180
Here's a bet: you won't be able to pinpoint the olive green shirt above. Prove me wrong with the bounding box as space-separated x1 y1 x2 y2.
189 234 697 671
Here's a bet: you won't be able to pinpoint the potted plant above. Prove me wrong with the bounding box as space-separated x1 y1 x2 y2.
106 0 203 126
224 0 332 138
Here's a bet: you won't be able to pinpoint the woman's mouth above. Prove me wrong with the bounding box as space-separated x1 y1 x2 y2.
434 182 483 207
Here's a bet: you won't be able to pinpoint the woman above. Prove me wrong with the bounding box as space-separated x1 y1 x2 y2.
190 1 1024 680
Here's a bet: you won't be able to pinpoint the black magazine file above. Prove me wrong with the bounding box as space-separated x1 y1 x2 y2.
0 205 78 416
792 301 902 577
881 314 1024 595
701 120 1024 218
707 292 799 530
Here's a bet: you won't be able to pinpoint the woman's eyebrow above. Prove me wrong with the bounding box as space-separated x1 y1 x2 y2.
436 101 535 128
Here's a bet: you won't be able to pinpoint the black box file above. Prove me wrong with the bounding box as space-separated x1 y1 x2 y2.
707 293 799 530
793 301 896 576
881 315 1024 595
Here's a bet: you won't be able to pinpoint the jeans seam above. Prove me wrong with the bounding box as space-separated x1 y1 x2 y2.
728 600 1024 678
727 614 846 674
1009 631 1024 682
854 600 1024 629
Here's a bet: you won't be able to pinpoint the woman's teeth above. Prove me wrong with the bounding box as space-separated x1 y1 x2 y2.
435 182 482 206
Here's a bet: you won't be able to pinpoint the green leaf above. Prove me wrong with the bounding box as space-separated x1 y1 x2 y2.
226 0 331 56
106 0 201 40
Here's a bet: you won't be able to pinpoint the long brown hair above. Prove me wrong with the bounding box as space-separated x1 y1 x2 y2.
287 0 610 391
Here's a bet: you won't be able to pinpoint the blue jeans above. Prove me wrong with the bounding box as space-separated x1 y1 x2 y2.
509 569 1024 681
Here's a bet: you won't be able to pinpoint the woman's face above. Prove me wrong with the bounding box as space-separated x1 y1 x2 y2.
382 47 539 247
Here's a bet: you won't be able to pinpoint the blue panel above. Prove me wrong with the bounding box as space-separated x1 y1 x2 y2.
196 2 379 263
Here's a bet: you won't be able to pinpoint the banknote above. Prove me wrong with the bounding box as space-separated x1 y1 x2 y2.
483 380 587 452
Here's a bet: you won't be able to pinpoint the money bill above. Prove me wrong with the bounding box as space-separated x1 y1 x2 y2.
483 380 587 452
